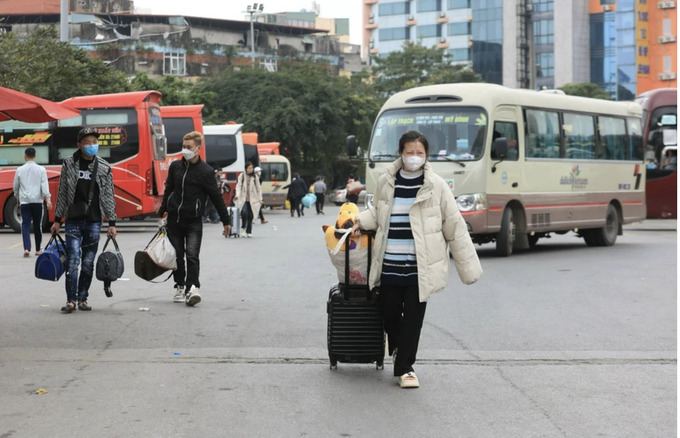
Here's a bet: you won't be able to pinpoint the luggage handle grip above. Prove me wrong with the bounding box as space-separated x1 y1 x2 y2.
343 230 374 301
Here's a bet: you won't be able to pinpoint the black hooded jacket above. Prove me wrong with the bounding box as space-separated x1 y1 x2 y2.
159 157 231 225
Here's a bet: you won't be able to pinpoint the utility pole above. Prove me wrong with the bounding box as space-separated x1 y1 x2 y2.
60 0 68 42
244 3 265 68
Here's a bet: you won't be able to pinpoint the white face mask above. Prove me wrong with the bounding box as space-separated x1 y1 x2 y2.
182 148 196 161
402 155 426 171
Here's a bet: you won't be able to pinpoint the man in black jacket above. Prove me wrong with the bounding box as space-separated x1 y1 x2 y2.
159 131 231 306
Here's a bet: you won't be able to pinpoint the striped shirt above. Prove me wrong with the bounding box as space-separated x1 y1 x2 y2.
381 169 424 286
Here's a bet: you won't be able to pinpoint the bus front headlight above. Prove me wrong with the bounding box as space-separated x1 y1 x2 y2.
456 193 487 212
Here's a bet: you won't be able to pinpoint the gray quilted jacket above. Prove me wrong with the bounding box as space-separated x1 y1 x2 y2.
54 150 117 225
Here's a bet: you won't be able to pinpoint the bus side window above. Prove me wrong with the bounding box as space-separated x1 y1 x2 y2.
492 121 519 161
526 112 540 158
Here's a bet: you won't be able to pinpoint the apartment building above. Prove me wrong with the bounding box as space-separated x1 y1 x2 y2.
363 0 676 98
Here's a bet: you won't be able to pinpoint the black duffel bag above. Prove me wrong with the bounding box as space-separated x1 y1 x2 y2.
96 235 125 297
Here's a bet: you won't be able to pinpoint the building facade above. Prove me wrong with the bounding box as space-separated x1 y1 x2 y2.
362 0 676 98
1 0 362 80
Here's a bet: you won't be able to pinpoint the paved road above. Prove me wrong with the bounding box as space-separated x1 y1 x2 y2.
0 208 675 437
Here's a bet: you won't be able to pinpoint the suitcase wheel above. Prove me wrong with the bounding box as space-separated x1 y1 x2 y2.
376 360 384 370
330 358 338 370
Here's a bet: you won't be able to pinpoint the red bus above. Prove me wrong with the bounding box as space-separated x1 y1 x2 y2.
160 104 204 163
636 88 677 219
0 90 168 231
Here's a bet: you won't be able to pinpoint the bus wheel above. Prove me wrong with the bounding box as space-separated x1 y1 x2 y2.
594 204 619 246
495 208 515 257
3 195 21 233
582 229 598 247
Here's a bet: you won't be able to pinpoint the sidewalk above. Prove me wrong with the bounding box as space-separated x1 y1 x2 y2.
625 218 677 231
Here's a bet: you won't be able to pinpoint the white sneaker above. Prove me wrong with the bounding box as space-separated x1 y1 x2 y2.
185 286 201 307
399 372 419 388
246 233 252 238
173 285 185 303
240 230 246 238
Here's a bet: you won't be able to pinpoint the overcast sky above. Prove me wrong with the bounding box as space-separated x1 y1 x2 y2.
133 0 362 45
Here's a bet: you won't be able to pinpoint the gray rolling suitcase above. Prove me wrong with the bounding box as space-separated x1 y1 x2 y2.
227 206 240 237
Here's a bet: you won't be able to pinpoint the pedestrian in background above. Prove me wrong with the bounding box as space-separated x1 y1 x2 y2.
288 173 308 217
50 128 117 314
313 175 327 215
351 130 482 388
160 131 232 307
254 166 268 224
13 147 52 257
234 161 262 237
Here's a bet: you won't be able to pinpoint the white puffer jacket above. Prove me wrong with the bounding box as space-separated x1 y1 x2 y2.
356 158 482 302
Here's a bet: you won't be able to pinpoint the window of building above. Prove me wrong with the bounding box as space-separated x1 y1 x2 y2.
417 0 440 12
448 48 470 61
417 24 440 38
448 0 470 8
448 22 470 36
663 19 671 35
536 52 554 78
163 52 186 76
378 2 409 16
533 20 554 45
532 0 554 13
379 27 410 41
664 56 672 72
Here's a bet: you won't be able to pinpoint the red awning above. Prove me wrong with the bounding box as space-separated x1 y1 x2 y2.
0 86 80 123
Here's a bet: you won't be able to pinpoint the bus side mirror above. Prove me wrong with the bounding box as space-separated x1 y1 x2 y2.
491 137 508 159
346 135 358 157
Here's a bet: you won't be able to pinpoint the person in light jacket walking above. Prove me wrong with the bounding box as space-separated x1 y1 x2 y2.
351 130 482 389
13 147 52 257
234 161 262 238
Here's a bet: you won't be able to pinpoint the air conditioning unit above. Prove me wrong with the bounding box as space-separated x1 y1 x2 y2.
439 11 446 18
659 34 677 43
369 18 374 24
408 15 415 20
659 72 677 80
439 37 446 43
659 1 676 9
602 4 612 11
369 13 374 19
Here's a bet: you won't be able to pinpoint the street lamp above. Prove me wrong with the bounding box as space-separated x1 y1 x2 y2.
245 3 265 67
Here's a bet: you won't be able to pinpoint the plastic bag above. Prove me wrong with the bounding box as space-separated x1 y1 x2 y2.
146 227 177 270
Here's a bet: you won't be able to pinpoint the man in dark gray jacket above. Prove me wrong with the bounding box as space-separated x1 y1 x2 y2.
159 131 232 307
51 127 117 314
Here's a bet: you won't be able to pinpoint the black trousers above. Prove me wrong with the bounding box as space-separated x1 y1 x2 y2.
380 283 427 376
167 218 203 291
315 193 325 213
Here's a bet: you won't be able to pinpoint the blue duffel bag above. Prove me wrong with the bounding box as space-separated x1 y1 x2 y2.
35 233 67 281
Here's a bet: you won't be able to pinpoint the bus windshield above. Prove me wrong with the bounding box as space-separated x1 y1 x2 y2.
260 161 289 182
369 107 488 161
205 133 237 170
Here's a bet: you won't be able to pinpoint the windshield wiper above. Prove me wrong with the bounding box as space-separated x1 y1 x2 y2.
440 156 467 167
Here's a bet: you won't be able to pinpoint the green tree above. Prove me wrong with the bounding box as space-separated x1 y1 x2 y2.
193 62 382 183
558 82 612 100
0 27 129 100
371 42 482 96
130 73 196 106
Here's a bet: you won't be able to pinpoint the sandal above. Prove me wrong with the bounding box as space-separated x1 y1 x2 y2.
399 372 419 388
61 302 76 313
78 301 92 311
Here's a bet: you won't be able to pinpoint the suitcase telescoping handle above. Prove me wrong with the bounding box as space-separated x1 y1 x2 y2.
343 229 375 300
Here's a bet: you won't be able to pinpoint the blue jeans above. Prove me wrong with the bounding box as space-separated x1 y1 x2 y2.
167 218 203 291
20 203 44 252
64 220 101 303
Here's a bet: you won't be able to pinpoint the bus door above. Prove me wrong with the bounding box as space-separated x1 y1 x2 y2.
148 105 167 197
486 107 522 204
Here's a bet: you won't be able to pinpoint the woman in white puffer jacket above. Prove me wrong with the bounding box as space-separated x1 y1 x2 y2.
352 130 482 389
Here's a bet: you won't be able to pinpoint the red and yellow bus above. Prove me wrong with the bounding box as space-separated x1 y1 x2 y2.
635 88 677 219
0 90 168 231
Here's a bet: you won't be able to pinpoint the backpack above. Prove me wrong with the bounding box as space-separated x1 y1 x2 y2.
96 235 125 297
35 234 67 281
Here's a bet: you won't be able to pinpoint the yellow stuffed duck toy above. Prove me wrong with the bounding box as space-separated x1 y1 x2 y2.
322 202 373 284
